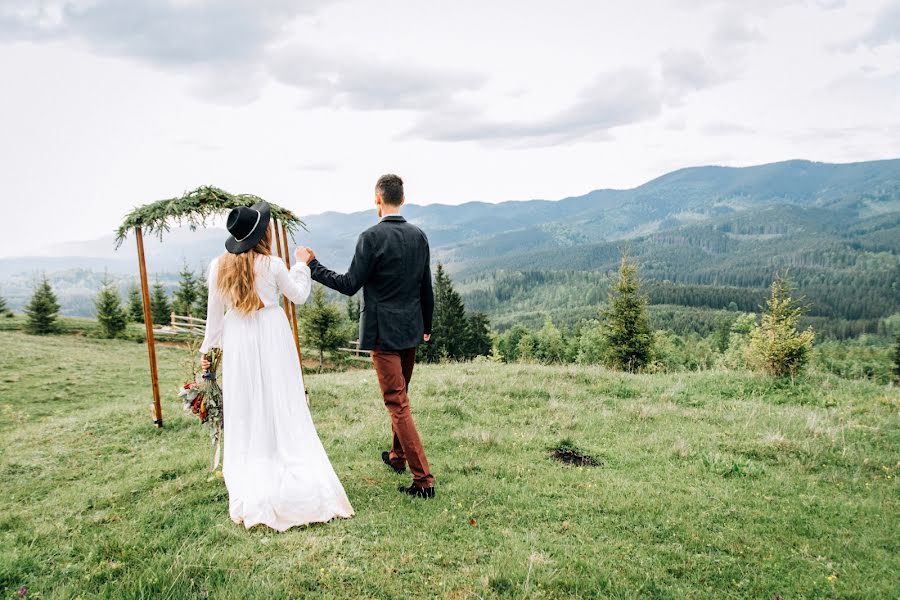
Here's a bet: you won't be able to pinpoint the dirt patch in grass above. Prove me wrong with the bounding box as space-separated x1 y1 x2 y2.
550 440 601 467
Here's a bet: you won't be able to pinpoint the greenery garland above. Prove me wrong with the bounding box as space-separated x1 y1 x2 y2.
114 185 306 248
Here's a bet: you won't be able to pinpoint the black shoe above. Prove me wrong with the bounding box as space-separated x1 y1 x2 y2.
399 484 435 499
381 451 406 474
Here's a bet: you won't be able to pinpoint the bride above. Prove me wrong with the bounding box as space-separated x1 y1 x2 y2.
199 200 354 531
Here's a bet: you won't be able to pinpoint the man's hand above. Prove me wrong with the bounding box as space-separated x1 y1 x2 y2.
423 333 431 342
201 355 211 371
295 246 315 265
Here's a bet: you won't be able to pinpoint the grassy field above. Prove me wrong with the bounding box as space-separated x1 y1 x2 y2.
0 330 897 599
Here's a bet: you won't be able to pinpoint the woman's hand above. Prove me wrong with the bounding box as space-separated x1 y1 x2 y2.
201 355 211 371
295 246 315 265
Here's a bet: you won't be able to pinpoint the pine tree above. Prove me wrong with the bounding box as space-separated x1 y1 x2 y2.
126 284 145 323
24 276 61 335
300 286 347 371
601 250 653 372
150 278 171 325
422 264 468 362
463 312 493 359
0 292 8 316
195 278 209 320
94 276 127 338
173 263 199 316
746 272 815 379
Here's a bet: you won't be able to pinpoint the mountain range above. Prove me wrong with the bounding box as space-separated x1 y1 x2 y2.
2 158 898 331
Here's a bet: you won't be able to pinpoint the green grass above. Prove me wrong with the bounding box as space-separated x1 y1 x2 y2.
0 314 365 373
0 331 898 599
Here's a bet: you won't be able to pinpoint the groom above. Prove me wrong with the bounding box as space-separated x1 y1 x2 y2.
301 174 436 498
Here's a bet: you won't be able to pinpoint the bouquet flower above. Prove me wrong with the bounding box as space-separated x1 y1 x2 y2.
179 348 224 469
178 381 207 421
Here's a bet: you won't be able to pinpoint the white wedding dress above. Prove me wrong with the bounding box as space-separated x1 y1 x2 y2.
200 254 354 531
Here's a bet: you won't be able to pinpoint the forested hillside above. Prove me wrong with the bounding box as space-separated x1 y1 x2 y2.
457 205 900 337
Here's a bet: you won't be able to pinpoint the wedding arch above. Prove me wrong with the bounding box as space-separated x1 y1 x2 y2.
115 186 306 427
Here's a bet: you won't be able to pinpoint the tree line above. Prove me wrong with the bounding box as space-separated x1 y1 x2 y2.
9 263 208 339
461 268 897 340
12 256 900 384
492 254 823 380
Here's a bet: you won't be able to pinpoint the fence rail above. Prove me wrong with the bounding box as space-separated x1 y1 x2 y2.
153 312 206 337
337 339 371 359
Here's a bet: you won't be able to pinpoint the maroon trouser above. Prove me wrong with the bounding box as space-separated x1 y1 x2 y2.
371 347 434 488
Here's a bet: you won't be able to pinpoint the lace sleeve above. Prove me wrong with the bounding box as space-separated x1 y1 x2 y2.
199 257 225 354
274 257 312 306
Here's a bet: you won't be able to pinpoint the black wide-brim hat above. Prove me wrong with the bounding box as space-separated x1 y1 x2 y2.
225 201 271 254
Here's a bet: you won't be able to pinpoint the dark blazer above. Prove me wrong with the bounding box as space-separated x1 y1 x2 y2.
309 215 434 351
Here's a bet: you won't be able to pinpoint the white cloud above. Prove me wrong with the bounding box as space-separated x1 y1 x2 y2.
0 0 897 256
660 48 722 94
710 11 764 46
405 68 664 145
267 43 485 111
832 1 900 51
0 0 331 103
855 1 900 48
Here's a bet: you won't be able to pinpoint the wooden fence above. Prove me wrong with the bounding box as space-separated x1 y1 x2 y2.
153 313 206 337
338 339 372 361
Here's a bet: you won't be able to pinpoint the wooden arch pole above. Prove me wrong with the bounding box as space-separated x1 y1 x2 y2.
280 221 303 363
272 220 291 321
280 221 308 403
135 227 163 427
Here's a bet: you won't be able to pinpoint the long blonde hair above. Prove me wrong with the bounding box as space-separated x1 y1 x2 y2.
217 226 272 314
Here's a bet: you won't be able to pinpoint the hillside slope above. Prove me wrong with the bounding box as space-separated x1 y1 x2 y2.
1 331 898 597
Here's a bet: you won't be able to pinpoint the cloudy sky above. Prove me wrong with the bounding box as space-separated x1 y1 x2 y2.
1 0 898 257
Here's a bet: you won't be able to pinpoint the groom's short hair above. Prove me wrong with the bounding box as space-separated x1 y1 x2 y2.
375 174 404 206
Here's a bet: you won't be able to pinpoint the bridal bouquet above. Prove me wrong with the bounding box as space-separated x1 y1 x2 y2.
179 381 207 421
178 348 224 469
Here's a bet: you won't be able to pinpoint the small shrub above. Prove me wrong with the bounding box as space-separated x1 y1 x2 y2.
300 286 348 371
576 319 608 365
533 317 566 364
716 313 757 370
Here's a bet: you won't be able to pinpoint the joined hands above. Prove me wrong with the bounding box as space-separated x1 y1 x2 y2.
294 246 316 265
